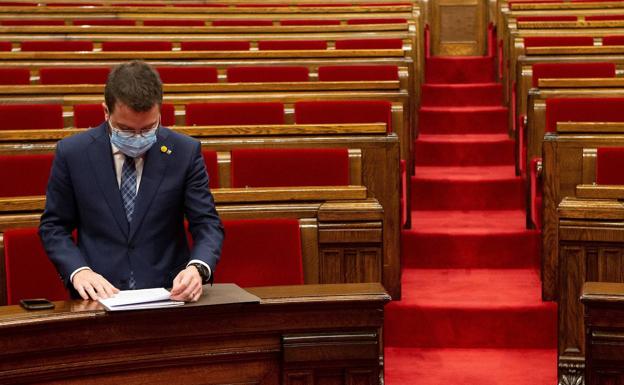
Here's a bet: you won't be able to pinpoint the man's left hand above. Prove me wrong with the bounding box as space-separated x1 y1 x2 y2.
170 266 203 302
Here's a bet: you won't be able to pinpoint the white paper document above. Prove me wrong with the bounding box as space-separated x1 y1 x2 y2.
98 288 184 311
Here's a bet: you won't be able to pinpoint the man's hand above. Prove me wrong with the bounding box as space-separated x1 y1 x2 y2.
73 269 119 300
170 266 203 302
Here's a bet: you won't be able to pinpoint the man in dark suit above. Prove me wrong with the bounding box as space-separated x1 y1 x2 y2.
39 60 224 302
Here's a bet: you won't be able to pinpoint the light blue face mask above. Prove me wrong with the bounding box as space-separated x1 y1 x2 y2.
109 119 159 158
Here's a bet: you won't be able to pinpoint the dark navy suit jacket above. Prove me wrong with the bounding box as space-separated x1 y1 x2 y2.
39 123 224 291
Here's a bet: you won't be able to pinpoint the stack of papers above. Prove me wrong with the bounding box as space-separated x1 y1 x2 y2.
98 288 185 311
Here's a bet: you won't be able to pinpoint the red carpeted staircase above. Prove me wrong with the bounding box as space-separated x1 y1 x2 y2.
384 56 557 384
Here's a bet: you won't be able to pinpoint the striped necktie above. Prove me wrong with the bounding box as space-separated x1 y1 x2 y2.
120 155 137 223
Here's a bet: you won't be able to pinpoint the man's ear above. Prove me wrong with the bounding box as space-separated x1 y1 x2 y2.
102 102 110 121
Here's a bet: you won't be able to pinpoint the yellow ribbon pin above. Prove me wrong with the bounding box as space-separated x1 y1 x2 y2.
161 145 172 155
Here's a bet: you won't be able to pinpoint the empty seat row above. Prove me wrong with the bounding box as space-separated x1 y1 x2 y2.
0 18 408 26
0 100 393 131
0 64 399 85
0 38 403 52
0 147 353 197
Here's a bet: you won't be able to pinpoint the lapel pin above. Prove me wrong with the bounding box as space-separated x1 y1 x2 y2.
161 145 172 155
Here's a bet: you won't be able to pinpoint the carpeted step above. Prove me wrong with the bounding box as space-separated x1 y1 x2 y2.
384 268 557 348
403 210 540 268
415 134 514 166
412 166 525 210
421 83 503 107
385 347 557 384
425 56 496 84
419 106 508 135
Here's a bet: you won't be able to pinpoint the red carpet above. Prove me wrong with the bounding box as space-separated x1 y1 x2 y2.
384 56 557 384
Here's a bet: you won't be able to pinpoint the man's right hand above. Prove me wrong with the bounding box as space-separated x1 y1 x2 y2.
72 269 119 300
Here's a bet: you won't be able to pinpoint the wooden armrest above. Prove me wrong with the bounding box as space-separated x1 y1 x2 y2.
538 78 624 88
212 185 367 203
557 122 624 133
576 184 624 199
582 282 624 304
0 196 45 212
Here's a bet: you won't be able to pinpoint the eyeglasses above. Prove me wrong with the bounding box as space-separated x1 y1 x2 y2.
108 116 160 139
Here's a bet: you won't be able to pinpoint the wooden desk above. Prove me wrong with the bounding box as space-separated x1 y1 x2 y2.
581 282 624 385
0 283 389 385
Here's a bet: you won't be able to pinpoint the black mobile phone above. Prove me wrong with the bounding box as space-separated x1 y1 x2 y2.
20 298 55 310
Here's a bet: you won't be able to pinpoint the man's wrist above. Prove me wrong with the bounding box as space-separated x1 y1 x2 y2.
188 262 211 285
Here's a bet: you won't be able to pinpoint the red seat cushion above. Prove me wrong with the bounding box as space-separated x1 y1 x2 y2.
295 100 393 132
318 65 399 81
545 97 624 132
517 16 577 21
603 35 624 46
347 18 408 24
101 41 173 52
201 149 219 189
531 62 616 87
143 19 205 26
280 19 341 25
0 68 30 85
0 41 11 51
180 40 250 51
212 19 273 26
597 147 624 185
72 19 136 26
39 67 110 85
0 104 64 130
523 36 594 47
73 104 105 128
335 38 403 49
258 40 327 50
587 15 624 21
185 102 284 126
21 40 94 52
230 148 350 187
0 154 54 196
160 103 176 127
1 19 65 26
156 66 218 84
215 218 304 287
4 227 70 305
227 66 309 82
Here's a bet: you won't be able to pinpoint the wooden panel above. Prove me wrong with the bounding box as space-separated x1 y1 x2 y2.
430 0 486 55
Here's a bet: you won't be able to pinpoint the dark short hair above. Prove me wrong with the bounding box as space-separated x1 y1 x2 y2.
104 60 163 113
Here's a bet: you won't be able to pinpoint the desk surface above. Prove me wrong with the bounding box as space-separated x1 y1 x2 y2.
0 283 389 385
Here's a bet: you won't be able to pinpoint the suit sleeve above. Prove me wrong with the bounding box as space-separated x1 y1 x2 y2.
184 141 224 273
39 140 89 287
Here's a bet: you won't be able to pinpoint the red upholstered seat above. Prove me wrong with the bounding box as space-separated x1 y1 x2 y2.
143 19 205 26
318 65 399 81
0 68 30 85
603 36 624 46
227 66 309 82
161 103 176 127
212 20 273 26
523 36 594 47
0 41 11 51
545 97 624 132
72 19 136 26
185 102 284 126
1 19 65 26
215 218 304 287
156 66 218 84
180 40 250 51
21 40 94 52
39 67 110 85
0 154 54 197
73 104 105 128
201 150 219 189
258 40 327 50
4 228 70 305
335 38 403 49
516 16 577 21
280 19 341 25
295 100 393 131
587 15 624 21
230 148 350 187
347 18 408 24
101 41 173 51
531 62 616 87
597 148 624 185
0 104 63 130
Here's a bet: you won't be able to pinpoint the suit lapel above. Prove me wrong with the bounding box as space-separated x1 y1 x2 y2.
128 128 172 241
87 124 129 237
